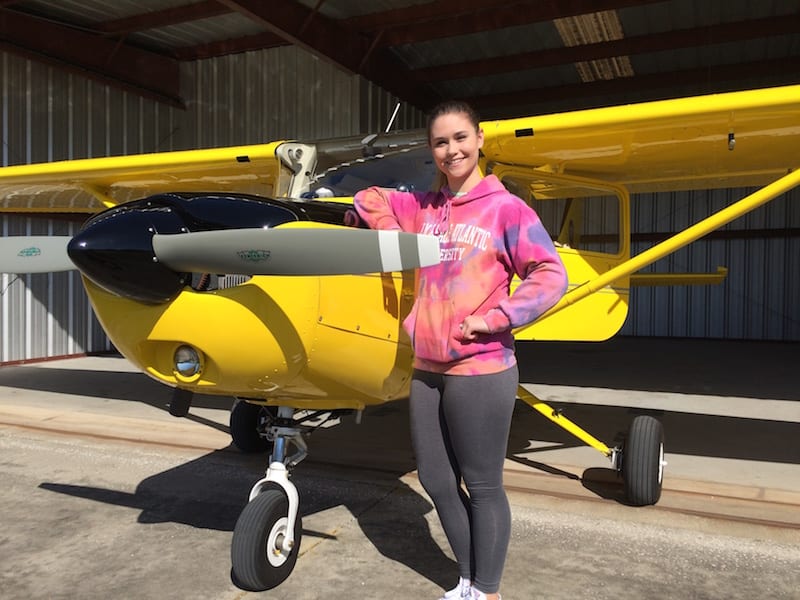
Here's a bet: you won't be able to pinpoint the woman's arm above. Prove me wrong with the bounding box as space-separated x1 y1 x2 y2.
353 187 404 231
483 204 568 332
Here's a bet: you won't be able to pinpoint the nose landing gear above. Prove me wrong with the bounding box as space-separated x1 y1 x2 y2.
229 404 352 591
230 405 306 591
231 480 302 590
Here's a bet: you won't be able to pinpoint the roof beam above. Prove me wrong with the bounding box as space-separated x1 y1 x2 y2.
94 0 292 61
217 0 435 109
414 13 800 82
343 0 513 29
0 8 182 106
217 0 367 69
345 0 666 47
174 31 287 60
93 1 232 35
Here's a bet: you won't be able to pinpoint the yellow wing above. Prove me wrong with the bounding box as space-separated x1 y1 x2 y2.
479 84 800 342
4 85 796 214
0 141 288 213
482 84 800 193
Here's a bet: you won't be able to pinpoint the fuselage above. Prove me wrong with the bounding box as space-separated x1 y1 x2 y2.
74 192 416 409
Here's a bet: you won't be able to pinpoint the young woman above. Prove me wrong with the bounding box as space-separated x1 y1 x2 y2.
354 101 568 600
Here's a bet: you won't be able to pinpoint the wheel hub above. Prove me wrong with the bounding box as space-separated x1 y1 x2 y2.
266 517 290 567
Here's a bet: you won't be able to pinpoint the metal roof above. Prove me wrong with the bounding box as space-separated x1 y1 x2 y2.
1 0 798 119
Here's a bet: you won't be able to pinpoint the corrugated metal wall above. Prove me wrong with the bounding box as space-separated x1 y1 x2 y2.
1 46 423 165
174 47 425 152
0 46 424 363
622 186 800 341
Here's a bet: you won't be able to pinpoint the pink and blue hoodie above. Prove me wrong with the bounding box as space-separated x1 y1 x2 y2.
354 174 568 375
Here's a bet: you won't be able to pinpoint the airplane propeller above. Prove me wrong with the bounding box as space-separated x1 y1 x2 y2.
0 193 440 303
0 236 74 273
0 228 440 277
151 228 440 276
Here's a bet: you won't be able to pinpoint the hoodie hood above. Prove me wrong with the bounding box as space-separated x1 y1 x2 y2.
444 174 506 206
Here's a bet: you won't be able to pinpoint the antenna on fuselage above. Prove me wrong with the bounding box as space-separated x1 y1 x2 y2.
361 102 402 152
385 102 401 133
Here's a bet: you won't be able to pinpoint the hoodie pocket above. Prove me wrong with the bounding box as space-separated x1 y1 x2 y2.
403 296 458 364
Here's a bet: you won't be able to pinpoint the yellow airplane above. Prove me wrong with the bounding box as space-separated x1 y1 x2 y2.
1 84 798 591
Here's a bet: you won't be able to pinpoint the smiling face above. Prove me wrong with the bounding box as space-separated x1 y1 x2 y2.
428 110 485 194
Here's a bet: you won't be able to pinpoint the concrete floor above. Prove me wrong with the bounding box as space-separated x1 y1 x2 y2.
0 337 798 599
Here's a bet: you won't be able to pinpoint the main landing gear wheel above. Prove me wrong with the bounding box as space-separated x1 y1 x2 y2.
230 401 275 453
622 415 665 506
231 485 302 591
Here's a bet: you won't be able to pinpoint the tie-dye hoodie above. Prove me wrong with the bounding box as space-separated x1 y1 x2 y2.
354 174 568 375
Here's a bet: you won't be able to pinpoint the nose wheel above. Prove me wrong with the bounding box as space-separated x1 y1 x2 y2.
231 483 302 591
229 405 362 591
230 405 306 591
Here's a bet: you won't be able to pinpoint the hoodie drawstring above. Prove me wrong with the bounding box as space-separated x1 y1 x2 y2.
433 196 451 236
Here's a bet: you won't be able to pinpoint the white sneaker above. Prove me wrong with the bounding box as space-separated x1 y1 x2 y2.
439 577 472 599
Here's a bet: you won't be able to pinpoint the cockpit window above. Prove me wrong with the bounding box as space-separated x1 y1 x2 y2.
311 146 437 196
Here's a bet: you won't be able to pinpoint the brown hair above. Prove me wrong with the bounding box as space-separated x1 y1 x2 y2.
426 100 481 144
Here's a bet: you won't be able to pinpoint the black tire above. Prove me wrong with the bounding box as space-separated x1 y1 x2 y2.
622 415 665 506
230 401 272 453
231 487 302 591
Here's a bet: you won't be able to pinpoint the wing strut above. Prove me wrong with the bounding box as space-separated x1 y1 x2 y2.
517 167 800 332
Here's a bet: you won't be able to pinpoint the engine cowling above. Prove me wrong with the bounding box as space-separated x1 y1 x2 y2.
68 193 298 303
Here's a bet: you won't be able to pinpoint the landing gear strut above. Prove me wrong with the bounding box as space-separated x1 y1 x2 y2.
517 386 666 506
231 405 306 591
230 404 352 591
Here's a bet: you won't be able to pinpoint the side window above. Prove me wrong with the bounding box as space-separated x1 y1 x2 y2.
500 175 621 256
312 146 436 196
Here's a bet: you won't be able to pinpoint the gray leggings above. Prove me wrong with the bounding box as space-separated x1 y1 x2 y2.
410 366 518 594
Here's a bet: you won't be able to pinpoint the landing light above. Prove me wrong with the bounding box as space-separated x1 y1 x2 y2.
174 345 202 377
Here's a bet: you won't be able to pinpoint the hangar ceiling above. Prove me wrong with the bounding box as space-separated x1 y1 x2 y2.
0 0 798 119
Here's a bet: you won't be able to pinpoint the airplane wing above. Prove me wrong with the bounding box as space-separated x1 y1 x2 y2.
479 85 800 341
481 84 800 193
0 141 288 213
4 85 795 213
